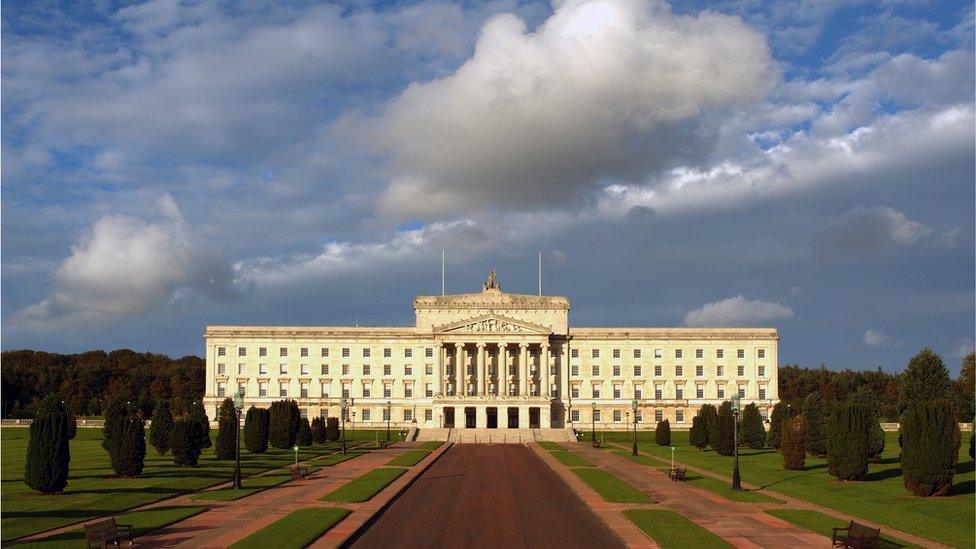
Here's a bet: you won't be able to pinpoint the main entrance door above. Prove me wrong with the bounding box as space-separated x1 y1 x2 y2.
465 407 476 428
443 407 455 428
507 407 519 428
486 407 498 428
529 407 540 429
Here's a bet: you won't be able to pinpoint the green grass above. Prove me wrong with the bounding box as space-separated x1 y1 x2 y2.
320 467 407 502
581 430 975 547
16 505 206 549
538 441 594 466
417 441 443 450
765 509 919 548
229 507 350 549
385 450 430 467
573 468 654 503
623 509 732 548
537 441 563 451
0 427 350 541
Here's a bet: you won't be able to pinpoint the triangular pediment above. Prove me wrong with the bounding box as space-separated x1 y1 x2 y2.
434 313 551 335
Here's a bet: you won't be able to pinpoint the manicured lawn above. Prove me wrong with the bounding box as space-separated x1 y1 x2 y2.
16 505 206 549
624 509 732 548
386 450 430 467
229 507 350 549
418 441 443 450
538 441 594 466
573 468 654 503
584 430 974 547
766 509 918 548
0 427 349 541
320 467 407 502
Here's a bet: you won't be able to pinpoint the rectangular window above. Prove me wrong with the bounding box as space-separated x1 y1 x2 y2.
425 347 433 358
301 364 309 376
758 366 765 377
384 385 392 398
300 347 308 357
404 409 413 421
426 384 433 397
217 363 226 375
634 349 642 358
259 347 267 357
737 365 745 377
613 386 621 399
716 349 724 359
571 349 579 358
676 410 684 422
738 387 746 398
655 410 663 422
217 347 226 356
321 364 329 375
342 384 350 398
717 365 724 377
363 348 371 358
654 388 662 400
675 365 683 377
696 365 704 377
592 349 600 358
405 365 413 376
342 364 349 375
238 382 246 395
259 364 268 375
592 409 601 422
363 364 371 376
592 365 600 376
217 382 226 397
612 365 621 376
718 387 725 398
696 387 704 399
279 364 287 375
384 364 392 376
737 349 745 359
676 388 684 399
259 382 268 397
571 386 580 398
425 409 433 421
404 348 412 358
612 349 620 359
238 347 247 357
571 364 580 376
383 408 391 421
405 385 413 398
425 364 433 375
321 347 329 357
654 365 662 377
280 347 287 357
363 409 371 421
279 382 288 397
301 383 309 398
571 410 580 422
320 383 330 398
758 349 766 359
363 385 372 398
654 349 663 359
383 348 391 358
592 385 601 398
635 387 643 399
342 348 350 358
695 349 703 359
613 410 622 422
633 365 642 376
759 388 766 399
238 364 245 375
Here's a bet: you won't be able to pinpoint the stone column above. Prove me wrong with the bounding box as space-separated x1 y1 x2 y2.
476 342 486 396
519 343 529 396
541 343 551 398
437 344 445 396
453 342 463 397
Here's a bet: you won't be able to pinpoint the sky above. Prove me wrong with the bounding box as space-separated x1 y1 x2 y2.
2 0 973 374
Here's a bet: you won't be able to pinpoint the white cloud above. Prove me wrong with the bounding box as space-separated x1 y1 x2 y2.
18 195 236 324
361 0 774 218
683 295 794 326
954 339 975 359
863 329 892 348
812 206 931 256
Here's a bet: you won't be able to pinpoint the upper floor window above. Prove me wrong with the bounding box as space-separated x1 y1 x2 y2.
238 347 247 357
717 365 724 377
591 349 600 359
217 347 226 356
217 363 225 375
300 364 309 376
613 410 622 422
758 366 765 377
634 349 642 359
363 364 371 376
675 365 683 377
321 364 329 375
591 365 600 376
654 365 662 377
321 347 329 357
571 349 579 358
384 348 392 358
405 348 413 358
695 349 703 359
716 349 724 359
759 388 767 399
258 347 267 357
342 348 350 358
737 349 745 359
737 365 745 377
279 364 288 375
696 365 704 377
633 365 642 376
675 349 683 359
571 364 580 376
757 349 766 359
612 365 621 376
613 386 622 398
363 348 371 358
425 347 434 358
384 364 392 376
612 349 620 359
300 347 308 357
279 347 287 357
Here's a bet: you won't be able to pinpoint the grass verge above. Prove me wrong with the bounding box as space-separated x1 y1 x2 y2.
385 450 430 467
229 507 350 549
623 509 732 548
418 441 443 450
765 509 919 548
573 468 654 503
320 467 407 503
16 505 206 549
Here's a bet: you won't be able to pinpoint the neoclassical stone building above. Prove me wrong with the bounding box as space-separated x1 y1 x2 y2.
204 273 779 432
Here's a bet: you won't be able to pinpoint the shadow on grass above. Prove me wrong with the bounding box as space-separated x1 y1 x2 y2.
862 467 902 482
948 478 975 496
3 509 123 519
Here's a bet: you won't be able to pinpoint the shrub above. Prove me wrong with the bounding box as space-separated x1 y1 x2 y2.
768 402 791 449
171 420 202 467
311 417 327 444
101 397 128 460
849 387 885 461
326 417 340 442
190 403 212 449
25 395 71 493
901 400 959 496
269 400 300 449
115 416 147 477
244 407 270 454
215 398 237 460
712 401 736 456
655 420 671 446
898 348 954 417
781 416 806 470
689 416 708 450
802 393 827 457
827 403 869 480
740 403 766 449
296 418 313 446
698 404 718 449
150 400 174 455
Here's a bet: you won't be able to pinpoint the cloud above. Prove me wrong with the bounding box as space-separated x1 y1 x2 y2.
954 339 975 359
863 328 892 348
683 295 794 326
361 0 774 218
811 206 930 256
18 195 236 324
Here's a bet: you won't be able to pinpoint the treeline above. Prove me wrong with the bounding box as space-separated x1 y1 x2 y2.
1 349 205 419
778 351 974 422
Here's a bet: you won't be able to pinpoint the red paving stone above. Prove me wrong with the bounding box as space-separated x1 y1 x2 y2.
347 444 628 549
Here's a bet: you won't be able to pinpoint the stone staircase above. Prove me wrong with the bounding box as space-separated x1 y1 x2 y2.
415 427 576 443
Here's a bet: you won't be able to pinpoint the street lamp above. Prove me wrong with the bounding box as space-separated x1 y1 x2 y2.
233 389 245 489
731 394 742 491
340 396 348 455
631 399 639 456
590 402 596 443
385 400 392 441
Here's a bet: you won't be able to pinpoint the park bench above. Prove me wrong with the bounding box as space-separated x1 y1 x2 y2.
290 464 310 481
831 520 881 549
591 440 602 448
84 517 133 548
668 467 687 482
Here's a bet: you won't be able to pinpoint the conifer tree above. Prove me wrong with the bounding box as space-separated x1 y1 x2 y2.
740 403 766 449
902 400 959 496
171 419 202 466
768 402 791 449
802 393 827 457
326 417 340 442
115 416 147 477
190 403 212 450
712 401 736 456
101 397 128 459
215 398 237 460
25 394 71 493
269 400 300 449
781 416 806 470
849 387 885 461
689 416 708 450
827 403 869 480
899 348 954 417
244 406 270 453
150 400 174 455
296 418 313 446
67 413 77 440
698 404 718 449
655 419 671 446
311 417 327 444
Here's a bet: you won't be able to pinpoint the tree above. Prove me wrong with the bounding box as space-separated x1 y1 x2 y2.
969 431 974 460
898 348 954 417
190 403 211 450
311 417 327 444
25 395 70 493
326 417 340 442
802 393 827 457
712 401 736 456
171 420 202 466
101 397 128 460
244 407 270 453
268 400 300 449
768 402 791 449
781 416 806 470
149 400 174 455
698 404 718 449
901 400 959 496
115 416 147 477
689 416 708 450
215 398 237 460
955 353 975 423
827 403 869 481
849 387 884 461
655 420 671 446
296 418 313 446
66 413 77 440
740 403 766 449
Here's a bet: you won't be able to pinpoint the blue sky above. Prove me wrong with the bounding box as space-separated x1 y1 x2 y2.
2 0 973 373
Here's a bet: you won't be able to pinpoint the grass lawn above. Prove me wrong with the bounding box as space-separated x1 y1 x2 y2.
319 467 407 502
16 505 206 549
623 509 732 548
573 468 654 503
538 441 594 466
229 507 350 549
417 441 443 450
583 430 974 547
765 509 919 548
0 427 349 541
385 450 430 467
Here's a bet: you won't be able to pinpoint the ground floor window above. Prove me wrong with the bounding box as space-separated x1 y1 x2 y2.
425 409 433 421
362 409 371 421
571 410 580 422
676 410 684 422
404 409 413 421
654 410 663 422
613 410 622 422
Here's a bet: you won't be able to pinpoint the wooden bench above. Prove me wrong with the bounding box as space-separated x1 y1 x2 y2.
668 467 687 482
832 520 881 548
591 440 602 448
290 464 310 481
84 517 133 549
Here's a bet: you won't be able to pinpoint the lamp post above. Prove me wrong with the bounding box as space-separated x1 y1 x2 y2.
385 400 392 441
233 389 244 489
731 394 742 491
590 402 596 443
631 399 639 456
340 396 348 455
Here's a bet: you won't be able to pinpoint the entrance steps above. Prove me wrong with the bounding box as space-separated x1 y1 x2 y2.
416 428 576 443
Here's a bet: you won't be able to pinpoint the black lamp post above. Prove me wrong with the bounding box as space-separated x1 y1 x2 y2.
385 400 392 441
233 389 244 489
731 394 742 491
590 402 596 443
340 396 348 455
631 399 639 456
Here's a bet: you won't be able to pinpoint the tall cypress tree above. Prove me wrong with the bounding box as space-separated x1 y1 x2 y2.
768 402 791 449
149 400 174 455
849 387 885 461
244 406 270 453
326 417 340 442
269 400 300 449
698 404 718 449
712 401 736 456
115 416 147 477
802 393 827 457
739 403 766 449
689 416 708 450
296 418 313 446
902 400 959 496
101 397 128 460
781 416 806 471
898 348 954 416
190 403 212 450
171 419 202 467
215 398 237 460
655 420 671 446
827 403 869 481
25 394 71 493
311 417 327 444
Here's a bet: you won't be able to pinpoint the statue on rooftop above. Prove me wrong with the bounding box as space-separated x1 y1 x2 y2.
482 269 500 291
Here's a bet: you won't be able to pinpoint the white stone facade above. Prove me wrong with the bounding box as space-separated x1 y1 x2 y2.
204 274 779 431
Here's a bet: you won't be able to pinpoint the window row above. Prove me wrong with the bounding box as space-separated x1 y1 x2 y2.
570 385 767 400
216 380 436 399
218 346 437 359
569 364 766 378
216 363 437 377
569 348 767 360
